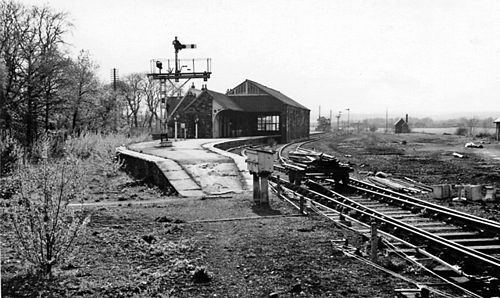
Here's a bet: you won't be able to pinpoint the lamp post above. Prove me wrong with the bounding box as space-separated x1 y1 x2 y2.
174 115 178 141
195 117 199 139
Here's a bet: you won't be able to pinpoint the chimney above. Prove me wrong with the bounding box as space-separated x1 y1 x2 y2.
405 114 408 123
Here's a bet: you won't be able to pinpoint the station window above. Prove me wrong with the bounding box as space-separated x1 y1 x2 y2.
257 115 280 131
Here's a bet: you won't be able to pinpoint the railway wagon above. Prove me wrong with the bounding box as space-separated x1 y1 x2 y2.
278 149 352 186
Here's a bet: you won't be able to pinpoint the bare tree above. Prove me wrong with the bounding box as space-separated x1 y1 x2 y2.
0 1 71 146
141 76 161 130
466 118 478 137
120 73 145 128
66 50 99 135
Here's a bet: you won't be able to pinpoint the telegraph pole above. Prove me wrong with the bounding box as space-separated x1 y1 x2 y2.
112 68 118 91
329 109 332 132
111 68 119 131
346 108 350 132
385 108 388 133
336 111 342 133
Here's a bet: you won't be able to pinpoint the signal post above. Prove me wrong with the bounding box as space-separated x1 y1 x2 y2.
147 36 211 146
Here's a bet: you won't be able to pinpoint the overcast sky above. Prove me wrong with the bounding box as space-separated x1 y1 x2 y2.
19 0 500 120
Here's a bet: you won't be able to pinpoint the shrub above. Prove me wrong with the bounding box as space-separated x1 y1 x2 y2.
0 135 22 177
369 125 378 132
476 132 492 138
7 155 91 277
65 133 123 177
455 127 468 136
64 133 150 177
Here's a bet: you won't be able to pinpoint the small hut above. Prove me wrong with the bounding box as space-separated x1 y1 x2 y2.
494 117 500 141
394 114 410 134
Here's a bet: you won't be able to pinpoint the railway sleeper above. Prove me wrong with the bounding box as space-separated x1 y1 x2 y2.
361 204 392 209
408 222 451 228
374 207 414 212
287 178 500 279
380 210 414 216
452 237 500 246
390 214 431 220
433 231 480 239
398 217 435 223
419 226 464 233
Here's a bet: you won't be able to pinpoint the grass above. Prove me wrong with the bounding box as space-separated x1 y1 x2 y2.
66 132 151 160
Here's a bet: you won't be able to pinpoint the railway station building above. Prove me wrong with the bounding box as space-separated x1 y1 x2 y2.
168 79 310 143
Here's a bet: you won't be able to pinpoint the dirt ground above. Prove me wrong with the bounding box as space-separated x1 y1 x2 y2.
3 131 499 297
305 132 500 222
2 191 417 297
306 132 500 188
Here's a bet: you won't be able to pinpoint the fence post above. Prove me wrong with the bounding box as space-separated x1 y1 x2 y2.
299 196 304 214
260 175 269 205
253 173 260 203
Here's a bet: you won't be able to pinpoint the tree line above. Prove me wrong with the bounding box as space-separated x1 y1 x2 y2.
0 0 168 150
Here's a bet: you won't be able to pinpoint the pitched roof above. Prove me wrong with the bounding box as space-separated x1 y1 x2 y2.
206 90 244 111
239 79 309 110
494 117 500 123
180 80 310 113
230 95 283 112
182 88 244 112
394 118 406 126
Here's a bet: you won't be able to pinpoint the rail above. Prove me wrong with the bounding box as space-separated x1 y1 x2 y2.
270 175 500 278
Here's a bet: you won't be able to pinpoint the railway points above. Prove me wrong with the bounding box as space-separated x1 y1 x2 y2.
271 139 500 297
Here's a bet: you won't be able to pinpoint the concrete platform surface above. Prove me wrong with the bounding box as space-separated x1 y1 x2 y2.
128 138 254 196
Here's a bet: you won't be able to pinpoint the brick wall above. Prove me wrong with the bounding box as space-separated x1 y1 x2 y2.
281 106 310 142
170 92 213 138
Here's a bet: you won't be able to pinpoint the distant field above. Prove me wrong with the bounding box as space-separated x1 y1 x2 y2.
412 127 496 135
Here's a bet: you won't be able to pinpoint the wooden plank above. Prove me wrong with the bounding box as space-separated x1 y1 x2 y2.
381 210 413 215
419 226 462 232
433 231 479 239
410 222 450 227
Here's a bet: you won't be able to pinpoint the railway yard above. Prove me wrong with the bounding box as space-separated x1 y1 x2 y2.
3 132 500 297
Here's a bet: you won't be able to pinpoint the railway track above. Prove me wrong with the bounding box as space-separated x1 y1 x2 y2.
271 141 500 297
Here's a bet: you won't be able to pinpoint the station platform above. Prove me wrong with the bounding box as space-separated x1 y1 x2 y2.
125 138 258 197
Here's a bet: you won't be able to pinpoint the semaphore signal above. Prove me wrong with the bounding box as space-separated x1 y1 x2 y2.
147 36 212 146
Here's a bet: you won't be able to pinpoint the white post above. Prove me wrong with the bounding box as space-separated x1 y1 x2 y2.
174 119 178 141
195 122 198 139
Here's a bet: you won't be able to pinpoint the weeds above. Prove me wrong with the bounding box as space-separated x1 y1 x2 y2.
0 135 22 176
65 133 150 177
455 127 468 136
7 155 91 277
3 132 150 282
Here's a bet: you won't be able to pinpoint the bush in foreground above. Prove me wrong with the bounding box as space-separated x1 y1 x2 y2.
7 155 91 277
5 132 150 278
